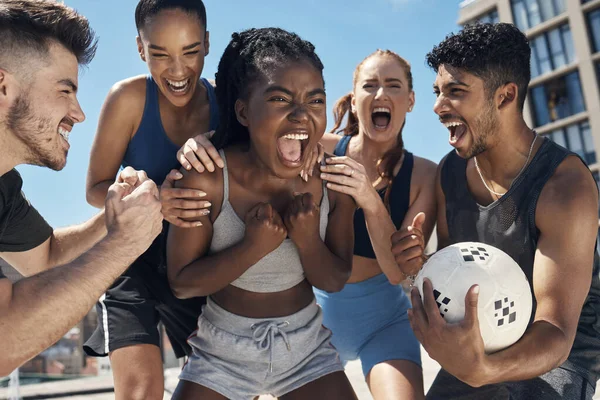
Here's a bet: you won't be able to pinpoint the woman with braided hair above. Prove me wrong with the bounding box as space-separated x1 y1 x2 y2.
313 50 437 400
166 27 358 400
174 49 438 399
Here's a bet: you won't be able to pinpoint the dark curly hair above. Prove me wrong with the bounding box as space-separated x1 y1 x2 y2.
426 23 531 110
135 0 207 33
212 27 324 150
0 0 97 71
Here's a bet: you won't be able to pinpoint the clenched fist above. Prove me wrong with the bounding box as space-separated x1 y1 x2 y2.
244 202 287 257
391 212 427 278
284 193 320 249
105 178 163 257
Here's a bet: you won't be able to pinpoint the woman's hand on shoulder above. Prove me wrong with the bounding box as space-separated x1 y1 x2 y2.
160 167 215 228
319 155 381 213
177 130 225 173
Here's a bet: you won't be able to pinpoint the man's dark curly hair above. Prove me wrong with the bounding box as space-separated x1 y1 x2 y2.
426 23 531 110
211 27 324 150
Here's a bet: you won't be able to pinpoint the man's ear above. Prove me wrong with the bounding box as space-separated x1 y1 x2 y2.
235 99 249 127
0 68 18 111
497 83 518 110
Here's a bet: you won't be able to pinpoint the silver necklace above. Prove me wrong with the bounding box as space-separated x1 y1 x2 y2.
474 132 538 197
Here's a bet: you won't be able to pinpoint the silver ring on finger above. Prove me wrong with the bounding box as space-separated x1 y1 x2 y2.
349 168 355 176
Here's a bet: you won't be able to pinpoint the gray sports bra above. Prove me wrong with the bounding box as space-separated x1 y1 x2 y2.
209 150 330 293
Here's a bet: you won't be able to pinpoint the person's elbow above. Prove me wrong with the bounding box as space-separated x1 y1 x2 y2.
0 357 21 378
85 184 106 209
554 334 573 367
316 267 351 293
168 273 192 299
0 333 22 377
169 282 201 299
322 280 346 293
387 271 406 286
167 269 210 299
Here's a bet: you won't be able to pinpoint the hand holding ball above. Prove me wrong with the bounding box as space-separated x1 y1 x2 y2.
413 242 533 353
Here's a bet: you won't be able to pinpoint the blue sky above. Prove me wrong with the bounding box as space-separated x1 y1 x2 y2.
18 0 463 227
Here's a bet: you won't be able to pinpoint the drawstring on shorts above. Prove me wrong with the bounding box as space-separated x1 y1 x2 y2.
251 320 291 373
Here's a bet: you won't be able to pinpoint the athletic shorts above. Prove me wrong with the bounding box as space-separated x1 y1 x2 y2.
426 367 596 400
314 273 422 376
84 226 206 358
179 297 344 399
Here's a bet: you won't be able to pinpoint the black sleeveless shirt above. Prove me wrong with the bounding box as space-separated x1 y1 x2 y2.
334 135 413 259
441 138 600 385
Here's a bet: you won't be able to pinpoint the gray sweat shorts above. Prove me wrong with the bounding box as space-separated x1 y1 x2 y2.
179 297 344 399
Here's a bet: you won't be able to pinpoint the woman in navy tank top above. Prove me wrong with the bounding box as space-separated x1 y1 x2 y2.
314 51 437 400
82 1 218 399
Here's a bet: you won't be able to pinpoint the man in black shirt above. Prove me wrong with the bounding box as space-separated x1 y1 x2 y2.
392 24 599 399
0 0 163 375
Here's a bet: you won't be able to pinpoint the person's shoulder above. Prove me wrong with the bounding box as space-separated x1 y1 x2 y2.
108 75 147 103
321 133 343 154
320 152 355 210
412 154 438 179
99 76 148 126
176 150 225 203
546 155 597 198
0 169 22 183
178 162 222 191
436 150 460 177
0 169 23 194
539 154 598 220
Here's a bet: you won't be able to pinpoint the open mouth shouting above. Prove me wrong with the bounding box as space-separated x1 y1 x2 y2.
58 118 74 148
276 131 310 168
371 106 391 131
58 126 70 143
165 77 192 95
444 120 468 148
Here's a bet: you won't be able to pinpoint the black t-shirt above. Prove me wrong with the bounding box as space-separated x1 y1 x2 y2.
0 169 53 255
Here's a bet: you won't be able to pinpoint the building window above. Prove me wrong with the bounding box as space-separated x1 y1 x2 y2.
530 24 575 78
467 9 500 25
512 0 566 31
588 8 600 54
530 71 586 127
547 121 596 165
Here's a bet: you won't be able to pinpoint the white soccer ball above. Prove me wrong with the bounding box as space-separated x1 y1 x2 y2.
414 242 533 353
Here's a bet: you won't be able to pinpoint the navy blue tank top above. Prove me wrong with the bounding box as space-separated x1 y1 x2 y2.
122 76 219 185
441 139 600 385
334 135 413 259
